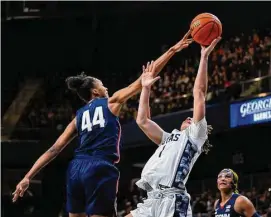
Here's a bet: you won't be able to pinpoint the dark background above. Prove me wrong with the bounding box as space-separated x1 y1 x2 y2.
1 1 271 217
2 2 271 88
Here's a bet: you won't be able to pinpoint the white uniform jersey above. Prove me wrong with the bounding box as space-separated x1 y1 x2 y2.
136 117 208 191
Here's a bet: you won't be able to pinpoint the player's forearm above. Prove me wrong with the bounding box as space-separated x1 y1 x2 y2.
24 146 60 180
193 55 208 96
136 87 151 125
125 45 177 95
131 47 176 93
153 47 176 76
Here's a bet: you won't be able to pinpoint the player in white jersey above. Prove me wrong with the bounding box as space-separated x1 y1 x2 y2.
125 37 222 217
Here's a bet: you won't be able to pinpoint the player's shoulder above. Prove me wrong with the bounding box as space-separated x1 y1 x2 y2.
214 199 220 205
234 194 256 214
76 103 89 113
88 98 109 107
76 98 105 113
235 194 251 204
172 129 181 134
214 199 220 209
93 97 108 104
193 116 207 126
186 117 208 136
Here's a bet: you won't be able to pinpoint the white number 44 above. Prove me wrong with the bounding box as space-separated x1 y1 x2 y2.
81 106 105 132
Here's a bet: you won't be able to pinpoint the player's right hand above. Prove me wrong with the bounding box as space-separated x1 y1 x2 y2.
141 61 160 88
201 37 222 58
12 177 30 203
171 29 194 53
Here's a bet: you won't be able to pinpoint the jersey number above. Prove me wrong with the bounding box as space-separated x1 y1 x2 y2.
81 106 105 132
159 145 166 157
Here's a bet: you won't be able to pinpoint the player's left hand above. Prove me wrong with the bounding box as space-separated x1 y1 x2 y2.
171 29 194 53
201 37 222 58
12 177 30 203
141 61 160 88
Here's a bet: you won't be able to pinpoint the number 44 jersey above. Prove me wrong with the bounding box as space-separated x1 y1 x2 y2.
75 98 122 163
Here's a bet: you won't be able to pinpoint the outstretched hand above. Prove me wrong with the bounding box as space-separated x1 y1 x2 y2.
201 37 222 58
12 177 30 203
141 61 160 88
171 29 194 53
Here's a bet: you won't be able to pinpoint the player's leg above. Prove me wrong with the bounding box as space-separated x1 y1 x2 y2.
66 160 86 215
83 159 120 217
128 197 156 217
174 193 191 217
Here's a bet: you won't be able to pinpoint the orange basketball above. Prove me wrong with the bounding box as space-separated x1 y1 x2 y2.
190 13 222 46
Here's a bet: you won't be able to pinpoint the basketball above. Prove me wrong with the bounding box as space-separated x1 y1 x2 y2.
190 13 222 46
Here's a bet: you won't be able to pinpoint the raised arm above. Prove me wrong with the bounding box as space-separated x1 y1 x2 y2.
12 119 77 202
136 62 164 145
108 30 193 115
193 37 221 123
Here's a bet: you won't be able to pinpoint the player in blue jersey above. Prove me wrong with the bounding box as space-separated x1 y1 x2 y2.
12 31 193 217
214 169 259 217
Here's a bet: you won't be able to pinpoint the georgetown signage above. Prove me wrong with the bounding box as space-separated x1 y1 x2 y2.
230 95 271 128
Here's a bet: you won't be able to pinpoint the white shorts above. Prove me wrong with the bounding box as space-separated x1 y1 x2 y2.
130 188 192 217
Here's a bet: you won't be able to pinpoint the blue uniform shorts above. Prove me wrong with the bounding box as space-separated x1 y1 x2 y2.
66 156 119 216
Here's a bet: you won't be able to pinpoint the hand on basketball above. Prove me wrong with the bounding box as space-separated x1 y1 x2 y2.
201 37 222 58
171 29 194 53
141 61 160 88
12 177 30 203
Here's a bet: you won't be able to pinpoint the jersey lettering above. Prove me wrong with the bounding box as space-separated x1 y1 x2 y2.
164 133 181 144
215 214 230 217
159 133 181 157
81 106 105 132
174 134 180 141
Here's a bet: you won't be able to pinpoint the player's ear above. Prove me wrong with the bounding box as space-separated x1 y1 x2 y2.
92 88 99 96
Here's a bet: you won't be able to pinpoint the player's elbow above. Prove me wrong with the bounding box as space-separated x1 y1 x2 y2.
136 117 147 127
193 88 206 99
46 144 62 158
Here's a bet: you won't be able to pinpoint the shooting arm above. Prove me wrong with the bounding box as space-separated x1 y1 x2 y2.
192 55 208 123
192 37 221 123
24 119 77 180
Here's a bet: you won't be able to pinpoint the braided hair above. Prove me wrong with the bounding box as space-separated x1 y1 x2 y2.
201 125 213 154
230 169 239 193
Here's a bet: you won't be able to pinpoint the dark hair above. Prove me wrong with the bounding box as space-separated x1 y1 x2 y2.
202 125 213 154
66 72 97 102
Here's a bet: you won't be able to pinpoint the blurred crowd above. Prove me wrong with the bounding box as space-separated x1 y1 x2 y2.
17 29 271 128
117 182 271 217
119 30 271 124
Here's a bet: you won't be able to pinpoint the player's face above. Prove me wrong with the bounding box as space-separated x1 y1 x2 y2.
217 170 234 192
93 79 109 98
180 117 192 131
